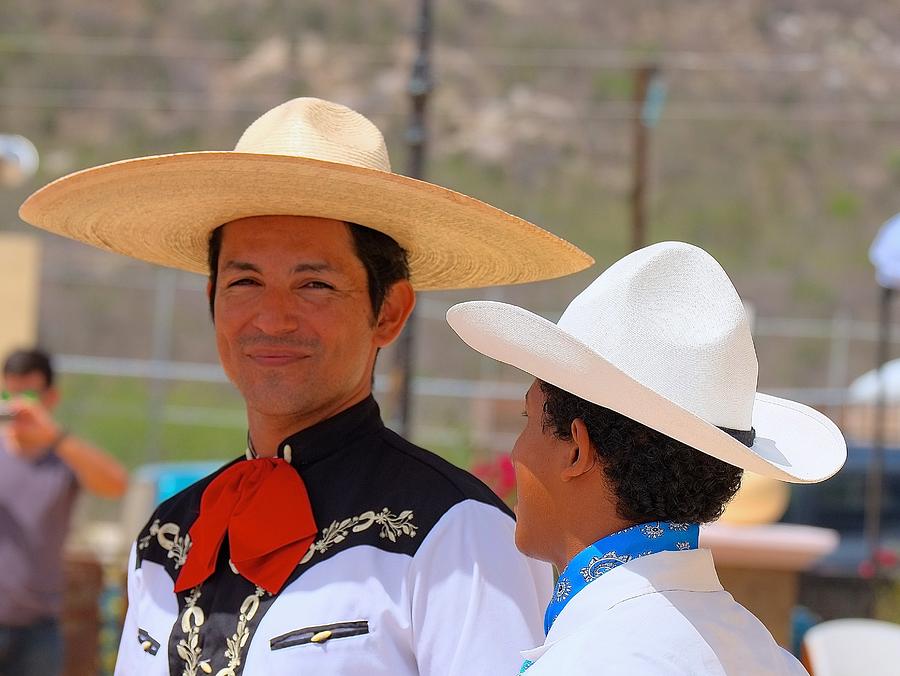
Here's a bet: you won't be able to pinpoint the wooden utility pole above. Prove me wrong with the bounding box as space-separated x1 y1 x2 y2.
630 64 658 251
866 215 900 588
865 285 892 581
393 0 433 437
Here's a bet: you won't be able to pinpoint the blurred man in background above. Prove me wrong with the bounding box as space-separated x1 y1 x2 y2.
0 348 127 676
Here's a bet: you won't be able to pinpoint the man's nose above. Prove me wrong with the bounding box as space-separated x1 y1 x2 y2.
251 288 301 334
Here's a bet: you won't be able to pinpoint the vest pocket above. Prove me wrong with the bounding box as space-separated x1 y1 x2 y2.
137 628 161 656
270 620 370 650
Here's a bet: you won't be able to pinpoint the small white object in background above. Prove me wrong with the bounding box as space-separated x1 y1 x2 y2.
848 357 900 405
0 134 39 188
869 212 900 289
803 618 900 676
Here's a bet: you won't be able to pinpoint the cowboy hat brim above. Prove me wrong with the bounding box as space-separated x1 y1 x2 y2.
446 300 847 483
18 152 594 289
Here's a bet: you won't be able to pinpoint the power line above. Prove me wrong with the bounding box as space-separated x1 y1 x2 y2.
0 33 395 62
3 32 900 73
0 33 257 59
0 87 294 114
3 87 900 123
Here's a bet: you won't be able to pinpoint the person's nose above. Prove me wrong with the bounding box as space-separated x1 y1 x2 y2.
251 287 301 335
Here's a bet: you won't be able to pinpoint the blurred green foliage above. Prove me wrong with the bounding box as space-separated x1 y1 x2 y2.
55 374 245 469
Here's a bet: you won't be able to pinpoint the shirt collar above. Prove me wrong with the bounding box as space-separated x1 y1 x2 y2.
521 548 722 667
246 396 384 469
545 521 700 634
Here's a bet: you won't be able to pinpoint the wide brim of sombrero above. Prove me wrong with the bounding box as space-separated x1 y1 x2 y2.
18 152 594 290
446 300 847 484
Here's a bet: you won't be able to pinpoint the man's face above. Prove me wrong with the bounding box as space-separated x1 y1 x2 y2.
509 380 569 563
212 215 386 421
2 371 57 410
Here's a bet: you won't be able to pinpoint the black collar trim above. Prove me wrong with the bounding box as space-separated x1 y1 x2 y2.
271 396 384 468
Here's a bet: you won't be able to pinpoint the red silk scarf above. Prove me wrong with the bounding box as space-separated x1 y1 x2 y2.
175 458 317 594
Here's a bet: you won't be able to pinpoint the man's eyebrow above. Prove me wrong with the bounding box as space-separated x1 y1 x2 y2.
221 261 336 274
222 260 260 273
292 262 335 274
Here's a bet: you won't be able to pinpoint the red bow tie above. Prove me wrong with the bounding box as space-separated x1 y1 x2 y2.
175 458 317 595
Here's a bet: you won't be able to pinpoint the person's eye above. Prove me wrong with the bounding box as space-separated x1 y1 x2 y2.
226 278 260 288
303 280 335 290
521 410 528 418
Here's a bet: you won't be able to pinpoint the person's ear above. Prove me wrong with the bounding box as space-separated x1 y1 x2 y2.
373 280 416 347
561 418 597 481
42 386 61 411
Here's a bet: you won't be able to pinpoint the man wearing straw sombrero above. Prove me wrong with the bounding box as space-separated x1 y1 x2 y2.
19 98 594 675
447 242 847 675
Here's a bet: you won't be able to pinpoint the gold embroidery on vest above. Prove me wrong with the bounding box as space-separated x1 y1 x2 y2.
216 586 266 676
300 508 417 565
176 587 211 675
139 519 192 569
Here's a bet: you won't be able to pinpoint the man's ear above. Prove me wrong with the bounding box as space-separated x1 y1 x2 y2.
42 386 61 411
374 280 416 347
561 418 597 481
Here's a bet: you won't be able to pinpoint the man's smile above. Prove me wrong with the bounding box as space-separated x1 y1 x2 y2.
243 349 312 366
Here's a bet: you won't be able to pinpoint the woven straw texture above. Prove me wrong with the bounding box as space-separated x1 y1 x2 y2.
19 98 593 289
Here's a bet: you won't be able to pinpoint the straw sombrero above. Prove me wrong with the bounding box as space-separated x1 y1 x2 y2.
447 242 847 483
18 97 593 289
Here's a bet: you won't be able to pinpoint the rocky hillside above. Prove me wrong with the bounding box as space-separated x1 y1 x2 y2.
2 0 900 391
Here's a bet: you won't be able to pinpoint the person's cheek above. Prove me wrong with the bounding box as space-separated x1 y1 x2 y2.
513 472 553 561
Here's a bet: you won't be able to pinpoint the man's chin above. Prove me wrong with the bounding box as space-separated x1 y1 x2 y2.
239 387 314 418
253 401 312 418
514 525 543 561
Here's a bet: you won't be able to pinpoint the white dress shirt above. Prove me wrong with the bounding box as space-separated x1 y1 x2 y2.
520 548 808 675
114 398 551 676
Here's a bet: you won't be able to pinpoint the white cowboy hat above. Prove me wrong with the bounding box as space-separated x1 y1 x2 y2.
447 241 846 483
18 97 592 290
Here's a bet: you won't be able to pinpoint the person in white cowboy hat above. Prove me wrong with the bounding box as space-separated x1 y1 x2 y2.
447 241 847 675
19 97 594 676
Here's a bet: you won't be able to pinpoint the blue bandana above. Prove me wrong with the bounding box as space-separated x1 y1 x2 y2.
544 521 700 635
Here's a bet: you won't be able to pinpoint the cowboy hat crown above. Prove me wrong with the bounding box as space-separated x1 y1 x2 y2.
558 241 757 431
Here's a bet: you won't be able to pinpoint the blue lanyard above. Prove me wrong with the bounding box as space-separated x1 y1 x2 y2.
544 521 700 634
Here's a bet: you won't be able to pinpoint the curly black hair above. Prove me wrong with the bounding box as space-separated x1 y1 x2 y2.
538 380 745 524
